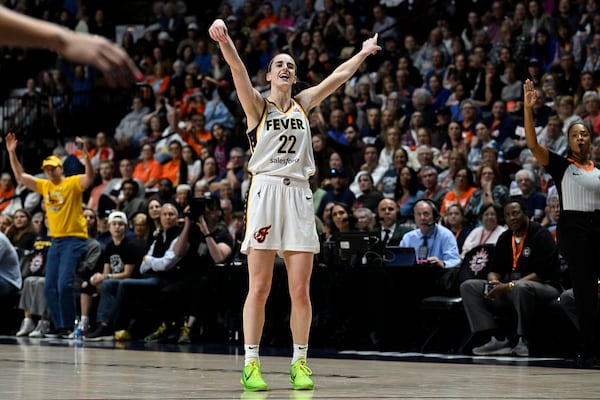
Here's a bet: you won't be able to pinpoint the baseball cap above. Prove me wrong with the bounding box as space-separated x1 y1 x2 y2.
187 22 198 30
158 31 172 41
41 155 62 169
108 211 128 225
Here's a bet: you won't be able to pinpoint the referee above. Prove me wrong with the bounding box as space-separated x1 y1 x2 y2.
523 79 600 368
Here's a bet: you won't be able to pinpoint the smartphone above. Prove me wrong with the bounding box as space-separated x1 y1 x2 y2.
483 282 495 295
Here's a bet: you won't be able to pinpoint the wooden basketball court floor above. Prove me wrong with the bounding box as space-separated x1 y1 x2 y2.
1 336 599 399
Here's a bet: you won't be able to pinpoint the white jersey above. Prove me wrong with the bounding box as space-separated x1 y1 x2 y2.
246 98 315 180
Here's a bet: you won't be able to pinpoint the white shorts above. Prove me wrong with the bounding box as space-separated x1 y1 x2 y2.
241 175 320 255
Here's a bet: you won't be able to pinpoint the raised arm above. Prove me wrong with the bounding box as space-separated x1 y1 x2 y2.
208 19 264 128
0 5 140 87
523 79 549 166
296 34 381 112
5 133 36 191
76 136 95 190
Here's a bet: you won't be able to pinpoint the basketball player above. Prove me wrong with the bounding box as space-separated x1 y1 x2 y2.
209 19 380 391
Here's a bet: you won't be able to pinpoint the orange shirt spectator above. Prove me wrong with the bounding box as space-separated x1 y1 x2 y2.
0 172 15 213
133 144 163 188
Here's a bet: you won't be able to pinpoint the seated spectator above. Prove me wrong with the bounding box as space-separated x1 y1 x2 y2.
144 193 234 343
2 181 42 217
0 231 21 303
0 214 12 233
352 171 383 213
417 166 449 210
377 147 409 199
377 198 411 247
84 203 181 341
148 178 175 204
99 159 145 214
81 211 143 339
437 148 468 190
87 159 114 211
15 217 52 338
354 207 376 232
325 202 358 241
174 184 191 215
196 156 221 192
395 166 423 219
443 204 472 256
131 212 151 245
514 169 546 221
161 140 184 185
88 131 116 171
440 167 477 216
465 162 509 223
461 203 507 259
5 209 36 258
317 169 355 218
537 116 567 156
133 143 163 189
460 200 561 357
181 145 201 185
378 126 402 171
400 199 461 268
115 179 148 221
349 144 387 197
114 96 150 152
468 122 500 170
0 173 15 214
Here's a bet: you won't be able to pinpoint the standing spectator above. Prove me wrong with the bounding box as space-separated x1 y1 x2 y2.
6 133 94 337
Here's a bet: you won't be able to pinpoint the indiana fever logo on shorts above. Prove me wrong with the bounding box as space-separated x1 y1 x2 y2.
254 225 272 243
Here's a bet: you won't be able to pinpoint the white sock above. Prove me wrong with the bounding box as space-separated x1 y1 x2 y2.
291 343 308 365
81 316 90 327
244 344 260 366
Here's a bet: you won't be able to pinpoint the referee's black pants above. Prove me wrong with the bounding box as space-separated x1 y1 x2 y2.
557 211 600 358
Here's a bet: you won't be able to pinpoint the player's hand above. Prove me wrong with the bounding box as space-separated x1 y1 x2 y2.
209 19 229 43
361 33 381 56
56 31 142 88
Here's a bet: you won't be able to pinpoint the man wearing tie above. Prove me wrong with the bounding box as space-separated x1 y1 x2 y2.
377 198 410 247
399 199 461 268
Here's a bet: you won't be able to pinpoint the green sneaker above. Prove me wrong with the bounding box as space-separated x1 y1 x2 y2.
144 324 167 343
240 361 268 391
290 359 314 390
177 325 191 344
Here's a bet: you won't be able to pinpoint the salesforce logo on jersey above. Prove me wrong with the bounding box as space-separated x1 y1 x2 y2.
270 157 300 165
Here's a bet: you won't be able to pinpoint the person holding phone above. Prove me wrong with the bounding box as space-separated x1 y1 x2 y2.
460 200 561 357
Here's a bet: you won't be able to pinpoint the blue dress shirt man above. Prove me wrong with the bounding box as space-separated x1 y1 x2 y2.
399 199 461 268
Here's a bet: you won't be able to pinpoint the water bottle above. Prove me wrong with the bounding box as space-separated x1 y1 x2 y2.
74 317 83 340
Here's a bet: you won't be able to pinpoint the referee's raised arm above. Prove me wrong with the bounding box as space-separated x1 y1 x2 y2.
523 79 549 166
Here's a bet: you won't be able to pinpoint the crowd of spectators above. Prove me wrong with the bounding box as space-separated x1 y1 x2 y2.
1 0 599 351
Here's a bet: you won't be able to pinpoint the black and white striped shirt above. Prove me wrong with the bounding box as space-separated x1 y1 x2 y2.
545 151 600 212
